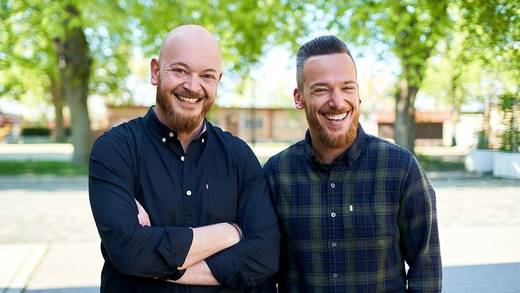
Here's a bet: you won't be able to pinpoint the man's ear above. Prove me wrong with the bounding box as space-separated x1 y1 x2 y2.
150 57 159 86
294 88 304 110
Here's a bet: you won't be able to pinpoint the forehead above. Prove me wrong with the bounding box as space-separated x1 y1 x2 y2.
160 35 222 72
302 53 357 86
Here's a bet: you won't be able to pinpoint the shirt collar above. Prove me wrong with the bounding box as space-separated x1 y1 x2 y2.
304 123 368 168
143 106 208 142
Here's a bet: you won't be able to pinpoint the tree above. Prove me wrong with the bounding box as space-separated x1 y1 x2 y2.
421 1 519 148
2 0 133 164
130 0 305 74
310 0 451 152
457 0 519 75
0 2 67 142
2 0 305 164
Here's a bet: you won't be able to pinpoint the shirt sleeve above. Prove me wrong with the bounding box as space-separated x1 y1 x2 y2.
205 144 280 289
89 133 193 278
398 155 442 292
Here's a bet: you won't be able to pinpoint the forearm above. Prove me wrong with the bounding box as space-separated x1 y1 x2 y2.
205 223 280 288
169 261 219 286
179 222 240 270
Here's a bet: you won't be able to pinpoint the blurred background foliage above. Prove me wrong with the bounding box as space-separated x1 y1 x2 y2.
0 0 518 164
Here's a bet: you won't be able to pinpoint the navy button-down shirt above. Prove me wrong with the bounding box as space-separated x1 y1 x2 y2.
89 107 280 292
264 125 442 292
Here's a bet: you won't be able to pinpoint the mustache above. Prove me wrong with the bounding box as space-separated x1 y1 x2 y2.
320 108 352 115
172 88 205 100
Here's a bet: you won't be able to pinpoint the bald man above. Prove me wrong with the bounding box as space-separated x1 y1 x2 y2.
89 25 280 292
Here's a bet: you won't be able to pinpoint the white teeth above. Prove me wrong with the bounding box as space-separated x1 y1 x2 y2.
324 112 348 120
178 95 198 104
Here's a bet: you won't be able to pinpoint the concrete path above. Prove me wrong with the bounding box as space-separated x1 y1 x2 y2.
1 173 520 292
0 144 73 161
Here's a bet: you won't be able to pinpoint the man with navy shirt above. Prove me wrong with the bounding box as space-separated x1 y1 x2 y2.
89 25 279 292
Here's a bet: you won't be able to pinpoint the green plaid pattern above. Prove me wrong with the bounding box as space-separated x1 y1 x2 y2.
264 125 441 292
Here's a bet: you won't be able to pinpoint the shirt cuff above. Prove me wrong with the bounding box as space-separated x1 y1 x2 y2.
206 249 237 286
157 227 193 270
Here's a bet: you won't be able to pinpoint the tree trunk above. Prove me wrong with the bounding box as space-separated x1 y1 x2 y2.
57 4 93 165
394 75 418 153
50 74 66 143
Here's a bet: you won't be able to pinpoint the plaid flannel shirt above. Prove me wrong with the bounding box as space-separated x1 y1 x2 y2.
264 125 441 292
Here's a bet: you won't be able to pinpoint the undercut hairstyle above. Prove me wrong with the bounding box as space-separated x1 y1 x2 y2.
296 35 355 90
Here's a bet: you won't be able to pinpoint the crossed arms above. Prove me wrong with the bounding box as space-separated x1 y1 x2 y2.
89 134 280 288
135 199 240 285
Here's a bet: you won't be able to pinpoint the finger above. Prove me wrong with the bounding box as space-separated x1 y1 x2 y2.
143 213 151 226
137 213 145 226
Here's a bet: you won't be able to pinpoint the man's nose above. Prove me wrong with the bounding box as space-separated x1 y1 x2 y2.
328 90 346 108
183 74 202 93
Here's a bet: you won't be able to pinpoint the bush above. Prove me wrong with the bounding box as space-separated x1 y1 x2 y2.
21 127 51 136
499 93 519 152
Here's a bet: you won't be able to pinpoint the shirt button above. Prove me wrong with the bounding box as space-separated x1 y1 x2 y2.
332 273 338 278
331 242 338 248
331 212 336 218
161 137 166 143
186 190 192 196
180 156 185 161
330 182 335 189
201 138 205 143
169 132 174 137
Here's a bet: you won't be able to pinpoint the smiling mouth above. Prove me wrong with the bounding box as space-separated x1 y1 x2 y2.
176 94 202 104
323 112 349 121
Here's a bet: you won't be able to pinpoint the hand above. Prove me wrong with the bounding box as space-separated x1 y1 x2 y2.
135 199 151 226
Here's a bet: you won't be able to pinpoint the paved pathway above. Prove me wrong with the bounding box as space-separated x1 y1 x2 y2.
1 173 520 292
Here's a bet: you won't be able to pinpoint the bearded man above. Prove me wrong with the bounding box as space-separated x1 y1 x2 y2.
263 35 442 292
89 25 279 292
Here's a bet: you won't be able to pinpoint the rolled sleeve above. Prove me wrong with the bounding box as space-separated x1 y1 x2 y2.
157 227 193 270
89 134 193 278
205 145 280 288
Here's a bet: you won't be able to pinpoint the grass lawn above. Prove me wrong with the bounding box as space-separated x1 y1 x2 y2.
0 154 463 176
0 160 88 176
416 155 465 172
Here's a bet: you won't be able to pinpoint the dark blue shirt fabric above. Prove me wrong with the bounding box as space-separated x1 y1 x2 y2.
89 107 280 292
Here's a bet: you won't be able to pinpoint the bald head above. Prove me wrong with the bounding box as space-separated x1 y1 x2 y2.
150 25 222 136
158 25 222 71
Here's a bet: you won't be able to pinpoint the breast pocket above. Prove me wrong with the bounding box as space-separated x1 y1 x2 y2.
350 202 397 241
201 179 239 224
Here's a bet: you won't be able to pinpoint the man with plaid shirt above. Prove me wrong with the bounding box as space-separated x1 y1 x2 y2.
263 35 441 292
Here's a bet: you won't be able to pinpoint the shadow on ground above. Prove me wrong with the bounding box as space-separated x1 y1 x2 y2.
443 262 520 292
1 287 98 293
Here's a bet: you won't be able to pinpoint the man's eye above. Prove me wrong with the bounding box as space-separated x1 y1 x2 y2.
202 74 216 80
172 68 186 74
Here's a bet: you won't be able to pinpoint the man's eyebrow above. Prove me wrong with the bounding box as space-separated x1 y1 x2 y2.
165 61 190 69
166 62 219 74
310 82 330 88
310 80 357 88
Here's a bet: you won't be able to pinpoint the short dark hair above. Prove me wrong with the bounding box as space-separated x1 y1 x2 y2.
296 35 354 90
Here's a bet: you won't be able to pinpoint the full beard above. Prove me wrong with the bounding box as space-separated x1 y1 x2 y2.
305 106 359 149
156 87 213 134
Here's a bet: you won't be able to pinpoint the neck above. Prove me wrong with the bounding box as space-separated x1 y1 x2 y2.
177 123 204 152
309 131 355 165
154 106 204 152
